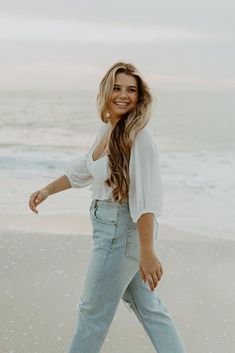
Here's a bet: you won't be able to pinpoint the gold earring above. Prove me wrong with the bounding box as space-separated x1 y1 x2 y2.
106 112 111 121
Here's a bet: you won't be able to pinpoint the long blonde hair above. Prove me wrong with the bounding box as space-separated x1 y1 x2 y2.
96 62 152 204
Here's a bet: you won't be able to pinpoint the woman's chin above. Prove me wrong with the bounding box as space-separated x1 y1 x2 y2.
111 108 131 117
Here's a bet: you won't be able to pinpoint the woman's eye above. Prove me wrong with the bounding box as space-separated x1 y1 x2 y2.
113 87 136 93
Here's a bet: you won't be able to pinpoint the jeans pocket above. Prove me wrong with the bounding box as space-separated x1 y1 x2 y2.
91 203 117 226
124 224 139 262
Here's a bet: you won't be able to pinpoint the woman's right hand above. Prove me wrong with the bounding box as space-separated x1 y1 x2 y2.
28 187 50 214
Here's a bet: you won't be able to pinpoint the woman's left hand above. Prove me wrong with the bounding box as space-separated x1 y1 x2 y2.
139 249 163 291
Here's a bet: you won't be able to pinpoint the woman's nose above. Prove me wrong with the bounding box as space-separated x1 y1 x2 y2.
118 90 128 98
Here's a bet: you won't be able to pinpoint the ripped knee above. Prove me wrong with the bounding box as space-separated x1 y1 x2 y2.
77 297 94 316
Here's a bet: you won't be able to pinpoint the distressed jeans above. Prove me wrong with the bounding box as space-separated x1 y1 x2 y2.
67 198 187 353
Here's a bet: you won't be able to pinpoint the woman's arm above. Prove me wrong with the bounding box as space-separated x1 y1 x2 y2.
137 213 155 251
45 175 71 195
28 175 71 214
137 213 163 291
29 124 109 214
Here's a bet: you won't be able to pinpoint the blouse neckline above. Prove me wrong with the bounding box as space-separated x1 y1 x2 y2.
90 123 110 162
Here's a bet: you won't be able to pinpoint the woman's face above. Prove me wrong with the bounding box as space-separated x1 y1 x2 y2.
108 72 138 120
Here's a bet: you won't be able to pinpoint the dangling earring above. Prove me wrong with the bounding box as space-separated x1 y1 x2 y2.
105 112 111 122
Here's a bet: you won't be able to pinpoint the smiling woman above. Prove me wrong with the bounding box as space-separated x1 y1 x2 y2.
28 62 187 353
110 73 138 115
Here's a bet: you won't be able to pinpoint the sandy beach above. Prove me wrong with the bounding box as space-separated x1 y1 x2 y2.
1 213 234 353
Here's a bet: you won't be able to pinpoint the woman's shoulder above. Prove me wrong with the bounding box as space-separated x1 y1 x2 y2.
94 121 110 139
98 121 110 132
134 125 157 145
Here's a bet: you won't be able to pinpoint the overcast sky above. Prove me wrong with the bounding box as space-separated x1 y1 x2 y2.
0 0 234 91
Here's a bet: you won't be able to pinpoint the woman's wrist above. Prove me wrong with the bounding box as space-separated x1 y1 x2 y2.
140 247 155 255
42 186 51 197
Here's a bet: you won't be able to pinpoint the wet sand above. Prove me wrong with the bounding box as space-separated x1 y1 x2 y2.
0 213 234 353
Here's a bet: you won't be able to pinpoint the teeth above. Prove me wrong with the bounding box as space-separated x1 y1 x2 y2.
115 102 128 106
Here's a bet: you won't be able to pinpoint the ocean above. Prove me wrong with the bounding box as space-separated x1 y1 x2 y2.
0 90 234 240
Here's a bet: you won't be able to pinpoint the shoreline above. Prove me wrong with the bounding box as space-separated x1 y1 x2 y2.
0 212 234 244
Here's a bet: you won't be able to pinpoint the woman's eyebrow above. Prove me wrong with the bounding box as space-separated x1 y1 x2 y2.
114 84 137 88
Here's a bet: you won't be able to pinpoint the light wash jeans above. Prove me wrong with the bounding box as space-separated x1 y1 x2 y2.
67 198 187 353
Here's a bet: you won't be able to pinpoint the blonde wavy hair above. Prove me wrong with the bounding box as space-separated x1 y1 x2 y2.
96 62 152 204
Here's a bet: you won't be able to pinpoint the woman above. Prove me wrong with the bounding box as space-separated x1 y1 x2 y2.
29 62 187 353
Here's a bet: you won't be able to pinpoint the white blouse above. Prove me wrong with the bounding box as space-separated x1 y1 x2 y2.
64 121 163 224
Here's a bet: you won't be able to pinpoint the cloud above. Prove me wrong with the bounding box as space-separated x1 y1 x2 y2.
0 14 215 43
0 0 234 33
0 2 234 90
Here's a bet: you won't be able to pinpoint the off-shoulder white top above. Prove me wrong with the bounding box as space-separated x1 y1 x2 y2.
64 121 163 224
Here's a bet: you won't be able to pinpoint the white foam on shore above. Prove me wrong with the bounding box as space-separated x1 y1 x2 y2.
1 150 234 240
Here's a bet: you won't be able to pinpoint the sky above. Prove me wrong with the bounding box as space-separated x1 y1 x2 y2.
0 0 234 91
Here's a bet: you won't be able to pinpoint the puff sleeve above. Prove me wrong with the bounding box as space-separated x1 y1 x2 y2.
129 127 163 223
64 122 108 188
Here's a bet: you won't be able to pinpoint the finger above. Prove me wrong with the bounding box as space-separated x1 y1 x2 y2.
152 273 159 289
30 206 38 214
29 197 35 211
29 194 39 213
30 204 38 213
156 268 162 281
159 263 163 277
32 192 41 205
147 274 155 291
29 195 36 208
35 192 42 204
29 193 37 206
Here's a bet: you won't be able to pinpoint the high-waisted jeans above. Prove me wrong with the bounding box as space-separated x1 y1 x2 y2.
67 198 187 353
